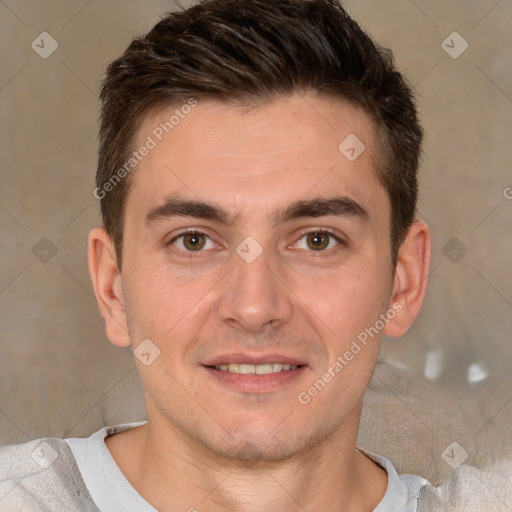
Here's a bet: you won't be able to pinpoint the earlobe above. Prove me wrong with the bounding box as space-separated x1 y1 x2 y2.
383 221 431 338
88 227 131 347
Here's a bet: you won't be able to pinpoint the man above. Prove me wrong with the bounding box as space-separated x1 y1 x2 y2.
0 0 442 510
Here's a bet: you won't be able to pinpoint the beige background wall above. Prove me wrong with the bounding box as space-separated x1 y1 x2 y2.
1 0 511 484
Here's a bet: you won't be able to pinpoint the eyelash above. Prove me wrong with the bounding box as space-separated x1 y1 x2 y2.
167 228 345 257
293 228 345 254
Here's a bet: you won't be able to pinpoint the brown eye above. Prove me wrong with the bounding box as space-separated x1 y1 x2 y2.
182 232 206 251
294 230 342 252
306 232 330 251
168 230 217 255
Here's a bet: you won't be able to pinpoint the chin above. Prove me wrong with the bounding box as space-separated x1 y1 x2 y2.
204 418 324 464
213 435 303 464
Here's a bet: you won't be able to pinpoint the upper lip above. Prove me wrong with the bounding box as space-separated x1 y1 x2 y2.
203 353 307 367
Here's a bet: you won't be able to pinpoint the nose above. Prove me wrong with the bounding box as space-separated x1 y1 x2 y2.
217 241 294 333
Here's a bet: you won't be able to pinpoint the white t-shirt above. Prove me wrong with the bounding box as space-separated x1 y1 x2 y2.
65 421 432 512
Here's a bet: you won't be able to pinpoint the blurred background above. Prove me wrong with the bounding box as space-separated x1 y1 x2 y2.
1 0 511 487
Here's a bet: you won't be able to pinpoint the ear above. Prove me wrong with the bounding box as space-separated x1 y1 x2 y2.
88 227 131 347
384 221 431 338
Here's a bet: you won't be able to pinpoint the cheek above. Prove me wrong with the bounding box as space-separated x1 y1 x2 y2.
294 262 388 342
300 268 387 406
123 259 220 345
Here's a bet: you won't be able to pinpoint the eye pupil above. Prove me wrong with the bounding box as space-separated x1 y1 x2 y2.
184 233 206 251
307 232 329 251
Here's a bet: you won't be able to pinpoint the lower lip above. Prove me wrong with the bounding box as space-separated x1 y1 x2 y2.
203 365 307 393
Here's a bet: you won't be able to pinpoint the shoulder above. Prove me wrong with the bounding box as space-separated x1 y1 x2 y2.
358 446 437 512
403 461 512 512
0 436 99 512
428 461 512 511
1 436 63 480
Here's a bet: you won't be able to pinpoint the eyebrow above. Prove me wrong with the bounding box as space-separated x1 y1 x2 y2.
144 195 369 228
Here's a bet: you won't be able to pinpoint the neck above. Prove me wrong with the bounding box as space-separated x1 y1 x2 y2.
105 409 387 512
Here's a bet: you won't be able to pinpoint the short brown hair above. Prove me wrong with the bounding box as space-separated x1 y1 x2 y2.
96 0 423 269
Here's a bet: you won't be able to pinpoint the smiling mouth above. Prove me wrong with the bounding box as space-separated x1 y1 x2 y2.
211 363 301 374
204 360 306 392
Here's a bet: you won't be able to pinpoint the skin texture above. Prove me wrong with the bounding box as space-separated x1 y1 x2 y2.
88 93 431 511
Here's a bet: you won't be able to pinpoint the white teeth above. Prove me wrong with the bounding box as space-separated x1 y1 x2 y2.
214 363 299 374
240 364 255 374
229 363 240 373
256 364 273 375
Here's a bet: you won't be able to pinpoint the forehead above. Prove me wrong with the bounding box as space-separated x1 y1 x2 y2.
128 93 387 221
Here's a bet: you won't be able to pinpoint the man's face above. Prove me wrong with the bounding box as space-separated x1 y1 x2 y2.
120 94 395 461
